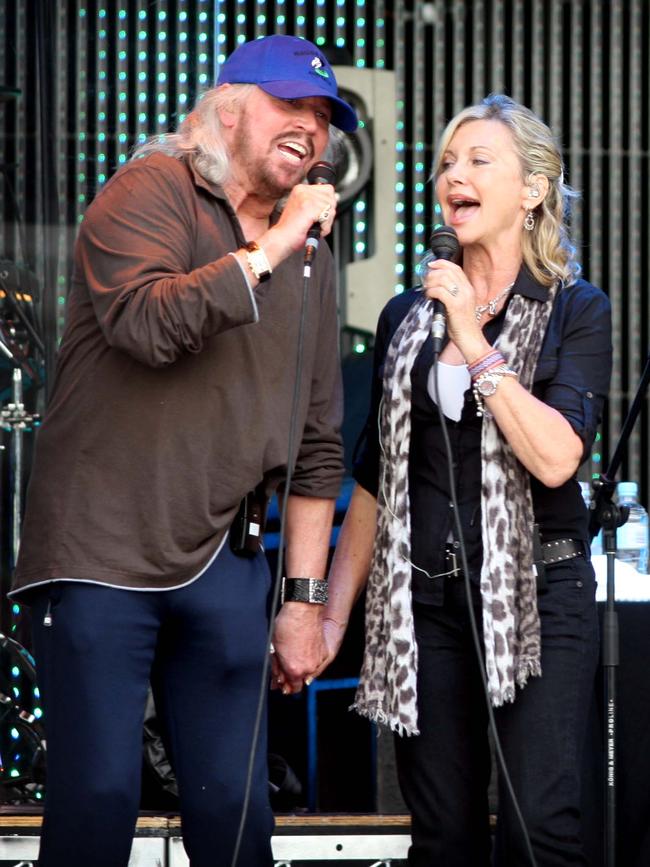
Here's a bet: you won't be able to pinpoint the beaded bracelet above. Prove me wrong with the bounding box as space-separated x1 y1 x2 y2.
467 350 506 380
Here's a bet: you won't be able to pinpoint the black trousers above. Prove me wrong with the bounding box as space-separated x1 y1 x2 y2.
29 539 274 867
394 556 599 867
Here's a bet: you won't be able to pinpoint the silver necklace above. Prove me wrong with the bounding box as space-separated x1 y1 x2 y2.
474 282 515 322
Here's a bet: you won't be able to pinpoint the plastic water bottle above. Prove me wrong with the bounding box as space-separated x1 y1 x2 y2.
579 481 602 556
616 481 649 574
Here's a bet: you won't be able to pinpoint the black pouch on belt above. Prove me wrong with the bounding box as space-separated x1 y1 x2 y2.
229 485 268 558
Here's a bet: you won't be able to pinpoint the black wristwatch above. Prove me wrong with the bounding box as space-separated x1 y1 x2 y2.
281 577 328 605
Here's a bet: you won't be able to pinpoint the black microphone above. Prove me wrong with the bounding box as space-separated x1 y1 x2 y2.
304 161 337 267
428 225 461 356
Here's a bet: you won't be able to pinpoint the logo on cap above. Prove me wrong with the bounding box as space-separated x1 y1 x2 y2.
311 56 330 80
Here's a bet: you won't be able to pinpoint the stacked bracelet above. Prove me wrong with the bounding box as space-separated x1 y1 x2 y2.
472 365 519 416
467 350 506 379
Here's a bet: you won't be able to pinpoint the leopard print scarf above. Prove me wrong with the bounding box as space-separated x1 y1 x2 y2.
353 283 557 734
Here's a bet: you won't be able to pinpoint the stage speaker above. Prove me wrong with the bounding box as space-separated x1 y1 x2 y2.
330 67 398 336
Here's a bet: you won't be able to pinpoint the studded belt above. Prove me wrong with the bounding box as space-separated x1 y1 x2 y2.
439 538 583 580
540 538 584 566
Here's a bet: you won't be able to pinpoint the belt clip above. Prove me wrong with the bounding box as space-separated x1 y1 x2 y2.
532 523 547 593
446 548 460 576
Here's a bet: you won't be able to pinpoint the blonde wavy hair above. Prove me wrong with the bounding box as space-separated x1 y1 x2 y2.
432 93 580 286
131 84 257 185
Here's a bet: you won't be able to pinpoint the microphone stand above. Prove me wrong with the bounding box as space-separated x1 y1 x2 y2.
588 349 650 867
0 366 40 632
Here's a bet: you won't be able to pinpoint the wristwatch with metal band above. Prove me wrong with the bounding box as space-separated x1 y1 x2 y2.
244 241 272 282
472 365 519 416
281 577 328 605
473 365 518 397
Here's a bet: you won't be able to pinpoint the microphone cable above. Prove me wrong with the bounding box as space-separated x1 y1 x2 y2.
419 222 536 863
429 353 538 867
230 197 333 867
230 268 310 867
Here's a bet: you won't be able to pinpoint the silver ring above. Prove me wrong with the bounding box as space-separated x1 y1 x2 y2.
447 283 459 297
318 207 331 224
269 643 276 655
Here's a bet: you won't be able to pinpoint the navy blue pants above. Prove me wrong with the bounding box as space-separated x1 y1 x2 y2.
394 556 599 867
29 540 274 867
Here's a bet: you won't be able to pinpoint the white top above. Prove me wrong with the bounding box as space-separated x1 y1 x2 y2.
427 360 471 422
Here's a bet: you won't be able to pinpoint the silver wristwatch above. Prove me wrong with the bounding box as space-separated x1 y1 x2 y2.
472 365 518 415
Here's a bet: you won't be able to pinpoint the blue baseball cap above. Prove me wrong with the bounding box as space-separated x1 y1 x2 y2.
217 35 358 133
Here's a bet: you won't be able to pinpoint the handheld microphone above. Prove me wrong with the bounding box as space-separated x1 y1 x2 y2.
304 161 337 267
428 225 461 356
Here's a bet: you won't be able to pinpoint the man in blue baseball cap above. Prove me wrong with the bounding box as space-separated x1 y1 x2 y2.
217 34 358 133
14 33 356 867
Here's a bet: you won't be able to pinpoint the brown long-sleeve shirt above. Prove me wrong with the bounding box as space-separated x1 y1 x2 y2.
13 153 344 594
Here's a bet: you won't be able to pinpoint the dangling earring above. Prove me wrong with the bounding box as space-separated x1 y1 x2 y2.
524 209 535 231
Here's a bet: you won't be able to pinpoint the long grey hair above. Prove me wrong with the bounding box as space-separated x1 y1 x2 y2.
130 84 256 186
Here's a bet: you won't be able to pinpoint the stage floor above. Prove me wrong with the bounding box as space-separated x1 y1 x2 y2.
0 811 413 864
